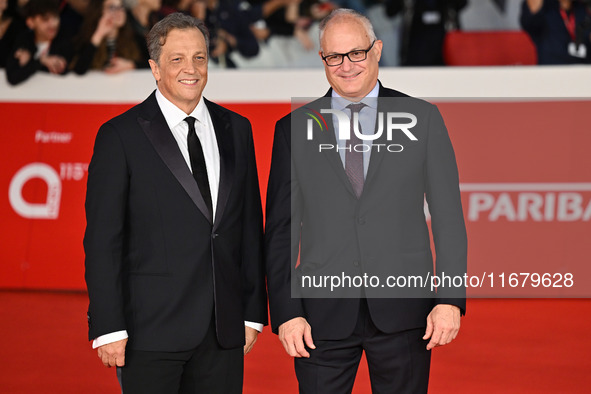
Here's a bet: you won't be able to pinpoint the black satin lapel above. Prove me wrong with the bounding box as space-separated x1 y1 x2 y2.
208 104 234 230
138 113 213 224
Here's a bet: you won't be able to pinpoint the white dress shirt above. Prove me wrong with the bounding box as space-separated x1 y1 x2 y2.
93 90 262 349
156 89 221 219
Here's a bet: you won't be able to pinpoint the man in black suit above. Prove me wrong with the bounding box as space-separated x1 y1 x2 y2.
265 9 467 393
83 13 267 393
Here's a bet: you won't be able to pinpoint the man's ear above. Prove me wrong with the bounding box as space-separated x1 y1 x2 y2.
148 59 160 82
26 16 36 30
374 39 383 63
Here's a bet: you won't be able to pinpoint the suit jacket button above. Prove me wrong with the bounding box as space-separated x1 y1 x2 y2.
353 261 359 267
212 233 219 239
358 218 366 225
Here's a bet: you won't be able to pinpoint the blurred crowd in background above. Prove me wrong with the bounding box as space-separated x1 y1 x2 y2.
1 0 590 85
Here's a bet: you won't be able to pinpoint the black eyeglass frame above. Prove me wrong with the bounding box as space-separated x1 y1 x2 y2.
321 40 377 67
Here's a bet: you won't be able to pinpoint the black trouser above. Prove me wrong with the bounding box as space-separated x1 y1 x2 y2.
295 299 431 394
118 317 243 394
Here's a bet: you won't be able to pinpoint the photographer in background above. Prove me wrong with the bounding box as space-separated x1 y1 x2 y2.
521 0 591 64
70 0 149 74
386 0 467 66
1 0 25 69
192 0 267 68
5 0 72 85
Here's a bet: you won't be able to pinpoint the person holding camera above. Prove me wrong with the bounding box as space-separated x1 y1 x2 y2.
521 0 591 64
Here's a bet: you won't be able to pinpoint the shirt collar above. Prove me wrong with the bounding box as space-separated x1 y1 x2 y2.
331 81 379 111
155 89 207 131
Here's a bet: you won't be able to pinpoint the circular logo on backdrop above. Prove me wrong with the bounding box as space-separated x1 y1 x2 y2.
9 163 62 219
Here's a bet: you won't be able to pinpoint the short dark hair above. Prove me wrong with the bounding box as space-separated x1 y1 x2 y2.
147 13 210 64
24 0 60 19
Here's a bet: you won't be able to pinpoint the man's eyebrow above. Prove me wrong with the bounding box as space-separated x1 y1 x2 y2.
325 47 366 55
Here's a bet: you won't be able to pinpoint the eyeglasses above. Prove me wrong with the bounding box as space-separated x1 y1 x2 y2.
106 4 124 12
321 41 376 67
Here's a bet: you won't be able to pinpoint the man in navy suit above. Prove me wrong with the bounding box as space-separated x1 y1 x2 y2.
265 9 467 393
84 13 267 393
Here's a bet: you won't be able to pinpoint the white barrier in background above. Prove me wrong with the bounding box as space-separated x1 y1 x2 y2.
1 66 590 104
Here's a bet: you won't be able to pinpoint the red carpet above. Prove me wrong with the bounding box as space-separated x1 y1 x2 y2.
0 291 588 393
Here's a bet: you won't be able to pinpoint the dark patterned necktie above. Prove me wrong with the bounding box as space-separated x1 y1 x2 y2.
185 116 213 214
345 103 366 199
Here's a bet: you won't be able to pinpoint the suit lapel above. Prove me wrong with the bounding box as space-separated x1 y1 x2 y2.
205 99 234 231
310 93 357 198
365 84 405 188
364 88 389 187
138 92 213 224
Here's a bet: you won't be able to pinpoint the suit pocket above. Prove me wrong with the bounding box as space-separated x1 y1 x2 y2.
296 260 323 275
399 250 433 274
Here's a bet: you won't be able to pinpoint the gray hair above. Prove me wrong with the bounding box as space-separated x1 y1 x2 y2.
147 13 210 64
318 9 377 53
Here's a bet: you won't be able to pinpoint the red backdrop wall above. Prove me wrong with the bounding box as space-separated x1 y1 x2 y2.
1 100 589 297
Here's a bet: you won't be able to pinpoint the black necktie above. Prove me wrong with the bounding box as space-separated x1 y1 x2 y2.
185 116 213 214
346 103 366 199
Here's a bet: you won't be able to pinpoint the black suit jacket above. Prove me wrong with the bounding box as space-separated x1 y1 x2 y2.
265 83 467 340
84 92 267 352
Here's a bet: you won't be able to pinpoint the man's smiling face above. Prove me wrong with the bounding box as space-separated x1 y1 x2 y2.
320 16 382 101
149 28 208 114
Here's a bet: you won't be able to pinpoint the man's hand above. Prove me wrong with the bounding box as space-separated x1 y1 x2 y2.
423 304 461 350
244 326 259 355
97 338 128 368
14 49 31 67
211 39 229 58
39 54 67 74
278 317 315 358
104 57 134 74
91 13 115 46
294 26 314 51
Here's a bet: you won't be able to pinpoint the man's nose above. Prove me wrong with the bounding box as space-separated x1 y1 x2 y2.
184 61 198 74
340 56 354 71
